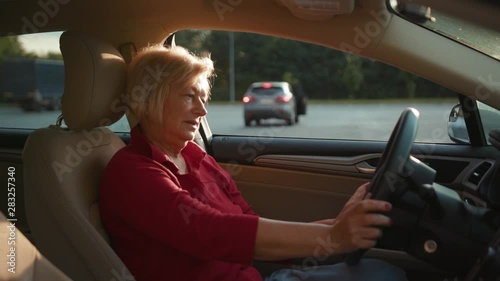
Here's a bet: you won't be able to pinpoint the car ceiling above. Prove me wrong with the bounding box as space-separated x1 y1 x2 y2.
1 0 500 111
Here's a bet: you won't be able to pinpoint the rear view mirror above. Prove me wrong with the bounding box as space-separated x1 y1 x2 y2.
447 103 469 144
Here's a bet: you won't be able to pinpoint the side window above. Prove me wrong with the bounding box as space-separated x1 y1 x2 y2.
176 30 460 143
0 32 130 132
0 32 63 129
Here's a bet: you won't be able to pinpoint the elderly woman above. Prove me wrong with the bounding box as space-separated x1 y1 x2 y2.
99 45 406 281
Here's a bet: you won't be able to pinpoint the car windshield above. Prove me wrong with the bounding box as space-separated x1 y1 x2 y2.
251 87 284 95
394 0 500 61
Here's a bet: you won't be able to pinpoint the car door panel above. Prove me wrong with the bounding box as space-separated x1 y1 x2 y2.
218 163 365 222
219 153 495 218
211 136 499 204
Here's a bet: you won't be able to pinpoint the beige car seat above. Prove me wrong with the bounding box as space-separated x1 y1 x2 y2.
22 31 135 281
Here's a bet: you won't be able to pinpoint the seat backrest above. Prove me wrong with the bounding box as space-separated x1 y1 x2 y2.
22 31 134 281
0 211 72 281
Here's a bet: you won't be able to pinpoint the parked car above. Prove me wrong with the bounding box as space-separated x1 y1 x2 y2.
1 0 500 281
243 81 297 126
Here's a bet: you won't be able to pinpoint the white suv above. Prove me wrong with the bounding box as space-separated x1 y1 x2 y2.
242 81 297 126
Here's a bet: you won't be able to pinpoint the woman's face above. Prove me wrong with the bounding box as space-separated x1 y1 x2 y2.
159 83 208 144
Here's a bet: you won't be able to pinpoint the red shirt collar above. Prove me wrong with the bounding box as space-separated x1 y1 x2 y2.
129 125 206 173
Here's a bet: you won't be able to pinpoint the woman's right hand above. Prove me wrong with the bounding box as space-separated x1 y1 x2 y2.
329 199 392 253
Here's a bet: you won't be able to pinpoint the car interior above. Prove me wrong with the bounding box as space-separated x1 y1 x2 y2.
1 0 500 280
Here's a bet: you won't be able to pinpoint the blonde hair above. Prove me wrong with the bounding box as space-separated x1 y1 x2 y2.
126 44 214 124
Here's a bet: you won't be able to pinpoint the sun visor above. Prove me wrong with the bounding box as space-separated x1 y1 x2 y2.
277 0 355 21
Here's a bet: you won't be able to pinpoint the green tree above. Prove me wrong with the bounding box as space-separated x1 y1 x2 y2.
0 37 26 60
282 71 298 87
359 58 398 99
204 31 231 100
400 71 417 98
174 30 210 54
45 52 63 60
341 54 364 99
175 29 455 101
0 36 55 61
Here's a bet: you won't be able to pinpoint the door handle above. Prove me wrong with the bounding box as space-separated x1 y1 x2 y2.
355 161 376 174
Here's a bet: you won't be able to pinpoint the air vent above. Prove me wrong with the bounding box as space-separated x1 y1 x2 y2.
468 162 493 185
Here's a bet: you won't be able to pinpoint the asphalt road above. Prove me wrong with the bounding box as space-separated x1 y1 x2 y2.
0 102 458 143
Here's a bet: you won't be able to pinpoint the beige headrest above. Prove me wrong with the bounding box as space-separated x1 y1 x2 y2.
60 31 126 130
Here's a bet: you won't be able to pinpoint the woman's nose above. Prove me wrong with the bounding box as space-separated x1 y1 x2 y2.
193 99 207 117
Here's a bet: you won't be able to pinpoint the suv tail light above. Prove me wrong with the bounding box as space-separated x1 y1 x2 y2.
276 95 292 103
243 94 256 103
262 82 272 88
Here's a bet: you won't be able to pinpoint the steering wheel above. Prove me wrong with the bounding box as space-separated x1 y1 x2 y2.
345 108 420 265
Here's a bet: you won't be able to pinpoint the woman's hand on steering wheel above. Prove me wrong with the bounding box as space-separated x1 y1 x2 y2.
330 194 393 253
338 183 371 217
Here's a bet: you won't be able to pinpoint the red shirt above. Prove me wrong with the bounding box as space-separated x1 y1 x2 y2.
99 126 262 281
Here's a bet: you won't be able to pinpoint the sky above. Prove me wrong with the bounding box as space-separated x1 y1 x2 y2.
17 31 63 55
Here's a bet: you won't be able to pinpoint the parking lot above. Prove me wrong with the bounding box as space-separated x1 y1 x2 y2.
0 101 457 143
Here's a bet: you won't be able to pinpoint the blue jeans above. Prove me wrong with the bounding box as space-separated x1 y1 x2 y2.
264 259 407 281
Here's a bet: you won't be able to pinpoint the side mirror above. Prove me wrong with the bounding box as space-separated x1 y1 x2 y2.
447 103 469 144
